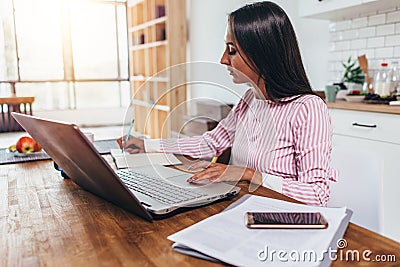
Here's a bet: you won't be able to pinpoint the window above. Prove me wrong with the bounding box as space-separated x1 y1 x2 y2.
0 0 129 110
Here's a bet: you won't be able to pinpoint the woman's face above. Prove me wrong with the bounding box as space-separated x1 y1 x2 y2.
220 25 259 86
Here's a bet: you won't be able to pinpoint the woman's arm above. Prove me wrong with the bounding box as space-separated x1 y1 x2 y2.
157 117 236 158
145 91 253 158
280 97 337 206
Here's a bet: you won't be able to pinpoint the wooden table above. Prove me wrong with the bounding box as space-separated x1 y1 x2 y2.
1 157 399 266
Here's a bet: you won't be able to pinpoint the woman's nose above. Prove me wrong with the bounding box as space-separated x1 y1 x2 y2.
220 50 230 65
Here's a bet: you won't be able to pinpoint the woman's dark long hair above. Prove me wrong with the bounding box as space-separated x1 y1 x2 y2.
229 1 315 102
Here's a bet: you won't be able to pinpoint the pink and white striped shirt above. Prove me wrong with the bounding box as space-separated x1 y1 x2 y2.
146 89 338 206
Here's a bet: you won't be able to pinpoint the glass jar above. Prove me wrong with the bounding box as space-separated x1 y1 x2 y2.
389 61 400 96
374 63 390 96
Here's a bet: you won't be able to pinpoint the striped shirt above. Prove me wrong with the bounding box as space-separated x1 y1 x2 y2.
147 89 338 206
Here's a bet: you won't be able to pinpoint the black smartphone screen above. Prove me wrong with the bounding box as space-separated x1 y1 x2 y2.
252 212 325 225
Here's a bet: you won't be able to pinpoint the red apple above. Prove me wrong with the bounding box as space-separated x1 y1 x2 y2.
16 136 41 153
34 142 42 152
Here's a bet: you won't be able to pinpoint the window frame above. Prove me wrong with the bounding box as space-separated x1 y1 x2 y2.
0 0 129 108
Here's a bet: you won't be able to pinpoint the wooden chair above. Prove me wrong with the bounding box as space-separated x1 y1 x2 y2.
0 96 35 132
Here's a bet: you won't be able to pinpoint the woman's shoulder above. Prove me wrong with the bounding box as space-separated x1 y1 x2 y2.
289 94 327 109
242 88 256 101
282 94 329 122
293 94 324 103
235 89 255 110
291 94 330 126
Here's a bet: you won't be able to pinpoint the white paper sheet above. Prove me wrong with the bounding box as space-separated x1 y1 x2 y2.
110 149 182 169
168 195 347 267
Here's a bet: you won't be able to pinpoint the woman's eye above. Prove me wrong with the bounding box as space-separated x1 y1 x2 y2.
227 44 237 55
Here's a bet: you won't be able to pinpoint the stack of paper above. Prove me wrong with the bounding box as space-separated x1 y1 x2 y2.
168 195 350 267
110 149 182 169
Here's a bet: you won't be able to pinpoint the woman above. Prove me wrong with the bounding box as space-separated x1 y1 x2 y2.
118 1 337 206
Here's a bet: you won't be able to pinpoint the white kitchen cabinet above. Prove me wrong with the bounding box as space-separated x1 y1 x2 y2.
299 0 361 18
330 109 400 242
299 0 398 20
330 109 400 145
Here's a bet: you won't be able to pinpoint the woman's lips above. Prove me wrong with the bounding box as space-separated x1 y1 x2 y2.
228 70 236 76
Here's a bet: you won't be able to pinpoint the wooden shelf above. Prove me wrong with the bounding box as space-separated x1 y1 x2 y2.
130 40 167 51
127 0 187 138
127 0 145 8
129 16 167 32
132 99 170 112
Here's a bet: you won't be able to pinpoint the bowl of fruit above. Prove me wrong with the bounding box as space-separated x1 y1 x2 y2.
8 136 42 157
344 90 366 102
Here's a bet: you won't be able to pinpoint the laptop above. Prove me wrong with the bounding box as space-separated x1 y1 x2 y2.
12 113 240 221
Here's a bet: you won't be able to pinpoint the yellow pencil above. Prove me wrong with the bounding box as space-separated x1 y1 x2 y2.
211 156 218 163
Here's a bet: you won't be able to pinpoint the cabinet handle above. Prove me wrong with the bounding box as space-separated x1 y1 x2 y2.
352 122 377 128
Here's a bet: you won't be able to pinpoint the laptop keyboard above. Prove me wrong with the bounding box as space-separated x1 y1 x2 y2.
117 169 208 205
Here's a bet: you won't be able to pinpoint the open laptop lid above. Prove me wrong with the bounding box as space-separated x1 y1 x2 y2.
12 112 153 221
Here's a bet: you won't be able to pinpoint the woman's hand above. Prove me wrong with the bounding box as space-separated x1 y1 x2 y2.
186 161 262 185
116 135 145 154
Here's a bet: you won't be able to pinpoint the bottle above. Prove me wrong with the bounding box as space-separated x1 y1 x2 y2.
389 61 400 97
374 63 390 96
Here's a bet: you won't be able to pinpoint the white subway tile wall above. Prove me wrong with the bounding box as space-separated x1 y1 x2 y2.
376 24 395 36
352 17 368 29
359 27 376 38
329 8 400 84
395 46 400 56
387 10 400 23
368 14 386 26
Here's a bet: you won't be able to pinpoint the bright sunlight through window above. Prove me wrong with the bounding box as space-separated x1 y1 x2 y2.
0 0 129 111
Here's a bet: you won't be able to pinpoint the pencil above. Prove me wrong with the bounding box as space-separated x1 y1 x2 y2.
211 156 218 163
122 118 135 153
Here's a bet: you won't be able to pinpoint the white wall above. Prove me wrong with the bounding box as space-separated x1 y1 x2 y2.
187 0 330 106
187 0 250 108
327 9 400 85
297 19 330 91
269 1 330 91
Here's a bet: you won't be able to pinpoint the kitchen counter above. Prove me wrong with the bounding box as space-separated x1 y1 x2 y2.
326 100 400 115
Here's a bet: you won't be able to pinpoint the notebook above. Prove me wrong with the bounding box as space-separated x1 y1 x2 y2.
110 149 182 169
12 113 240 221
169 195 352 267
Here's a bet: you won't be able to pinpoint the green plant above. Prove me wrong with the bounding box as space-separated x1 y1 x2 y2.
342 56 365 85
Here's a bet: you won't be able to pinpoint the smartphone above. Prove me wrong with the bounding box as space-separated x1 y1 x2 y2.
245 212 328 229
